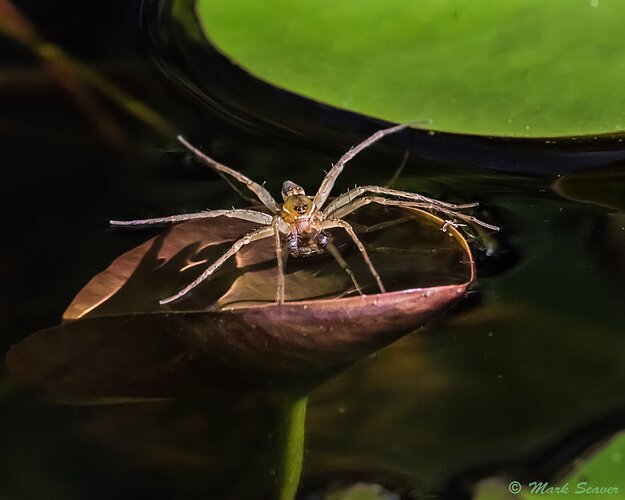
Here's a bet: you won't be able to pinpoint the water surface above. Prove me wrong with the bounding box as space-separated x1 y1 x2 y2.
1 1 625 498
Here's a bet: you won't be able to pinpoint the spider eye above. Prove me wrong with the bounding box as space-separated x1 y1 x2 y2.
282 181 305 200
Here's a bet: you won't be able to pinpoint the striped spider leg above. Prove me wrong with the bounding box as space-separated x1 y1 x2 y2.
110 137 283 304
111 123 497 305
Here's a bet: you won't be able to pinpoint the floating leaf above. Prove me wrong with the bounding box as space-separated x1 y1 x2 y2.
473 431 625 499
196 0 625 137
7 206 475 400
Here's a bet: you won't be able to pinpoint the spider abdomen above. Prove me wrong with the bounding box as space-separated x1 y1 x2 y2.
286 230 330 257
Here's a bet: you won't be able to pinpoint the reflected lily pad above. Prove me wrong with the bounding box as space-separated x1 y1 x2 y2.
553 165 625 211
7 206 476 400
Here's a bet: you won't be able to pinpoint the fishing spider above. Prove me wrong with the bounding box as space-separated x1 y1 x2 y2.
111 124 498 305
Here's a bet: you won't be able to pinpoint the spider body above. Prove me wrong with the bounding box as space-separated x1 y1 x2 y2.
279 182 329 257
111 124 499 305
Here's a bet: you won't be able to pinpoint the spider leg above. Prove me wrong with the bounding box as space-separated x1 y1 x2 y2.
325 241 364 295
178 136 281 214
313 123 411 210
110 209 273 227
159 225 274 304
320 218 385 293
324 185 478 216
273 219 286 304
329 195 500 232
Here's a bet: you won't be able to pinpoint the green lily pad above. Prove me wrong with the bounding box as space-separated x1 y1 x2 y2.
474 431 625 499
196 0 625 137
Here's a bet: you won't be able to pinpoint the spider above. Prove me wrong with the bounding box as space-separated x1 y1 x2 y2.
111 124 499 305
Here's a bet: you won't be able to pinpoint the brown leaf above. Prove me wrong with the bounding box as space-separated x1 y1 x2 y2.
65 206 473 317
7 206 474 400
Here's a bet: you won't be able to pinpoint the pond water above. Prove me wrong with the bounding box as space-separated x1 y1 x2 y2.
2 0 625 499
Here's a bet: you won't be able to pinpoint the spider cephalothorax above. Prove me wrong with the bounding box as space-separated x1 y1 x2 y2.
111 124 499 305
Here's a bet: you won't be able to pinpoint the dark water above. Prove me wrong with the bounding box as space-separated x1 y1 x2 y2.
2 0 625 498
